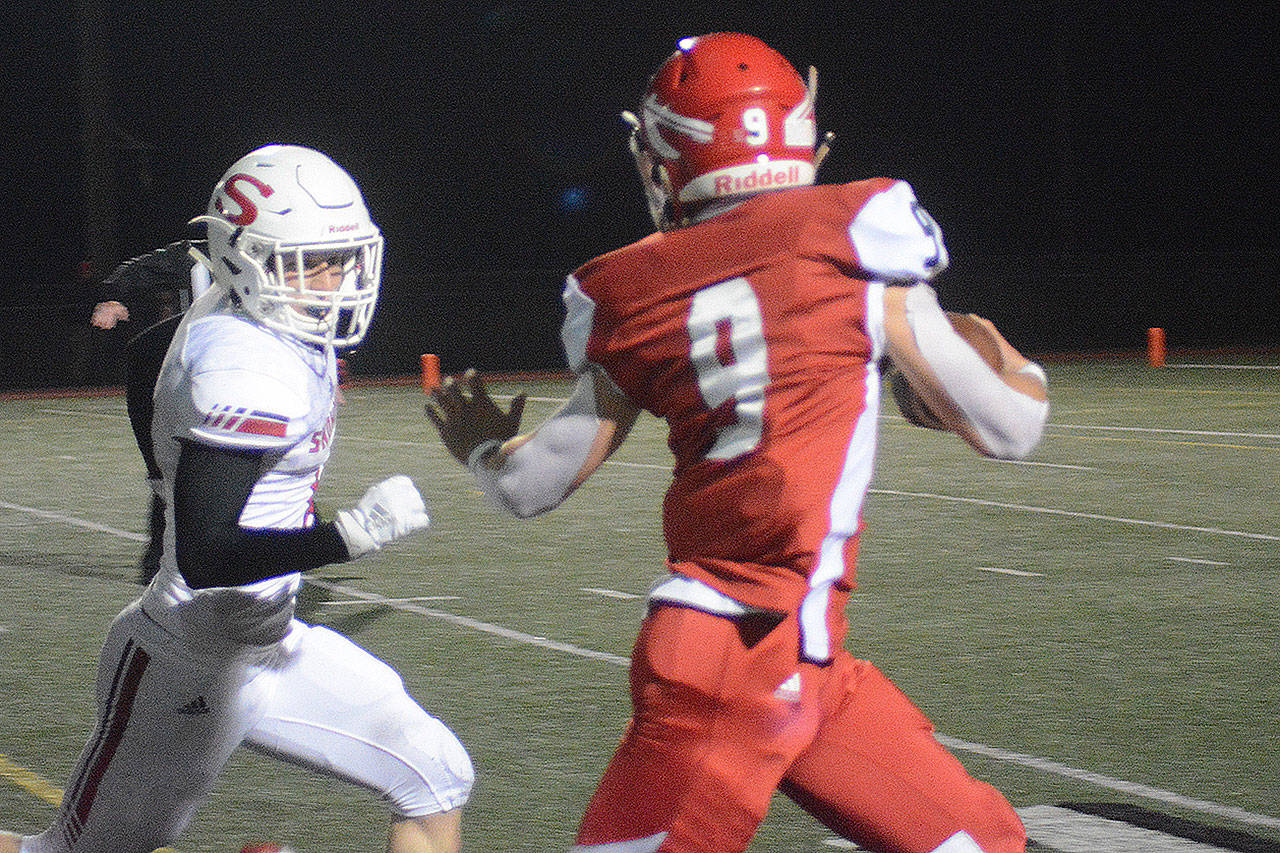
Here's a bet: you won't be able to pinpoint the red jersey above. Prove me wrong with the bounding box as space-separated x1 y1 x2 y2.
562 178 946 660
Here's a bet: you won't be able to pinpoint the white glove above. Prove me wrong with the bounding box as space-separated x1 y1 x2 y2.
334 475 430 558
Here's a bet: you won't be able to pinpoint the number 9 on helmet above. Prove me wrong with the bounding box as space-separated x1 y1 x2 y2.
623 33 823 231
190 144 384 349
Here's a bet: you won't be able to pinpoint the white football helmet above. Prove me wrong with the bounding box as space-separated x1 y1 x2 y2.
190 144 383 348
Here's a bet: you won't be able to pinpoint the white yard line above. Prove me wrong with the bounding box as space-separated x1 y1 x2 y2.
0 500 147 542
3 502 1279 831
1048 423 1280 440
984 459 1096 471
35 400 1280 441
319 595 461 605
976 567 1044 577
937 736 1280 831
581 587 642 600
867 489 1280 543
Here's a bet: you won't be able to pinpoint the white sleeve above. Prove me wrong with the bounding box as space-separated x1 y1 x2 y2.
560 274 595 374
472 371 605 518
848 180 949 282
904 284 1047 459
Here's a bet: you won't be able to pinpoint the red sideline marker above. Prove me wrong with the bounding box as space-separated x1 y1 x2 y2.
1147 327 1166 368
420 353 442 392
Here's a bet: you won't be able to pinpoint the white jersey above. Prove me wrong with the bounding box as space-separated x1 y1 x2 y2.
142 291 338 647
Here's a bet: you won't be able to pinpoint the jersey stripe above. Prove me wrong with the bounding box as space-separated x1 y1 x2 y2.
64 640 150 844
799 283 886 661
799 358 882 661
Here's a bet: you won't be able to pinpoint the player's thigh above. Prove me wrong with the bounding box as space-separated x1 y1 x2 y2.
38 603 261 852
244 621 473 818
779 656 1024 853
576 606 811 853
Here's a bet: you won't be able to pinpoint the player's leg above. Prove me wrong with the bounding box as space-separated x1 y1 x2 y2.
573 606 816 853
19 602 259 853
124 314 181 585
778 655 1025 853
244 622 473 853
387 811 462 853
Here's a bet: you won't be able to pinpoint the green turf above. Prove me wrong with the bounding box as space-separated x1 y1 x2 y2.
1 358 1277 851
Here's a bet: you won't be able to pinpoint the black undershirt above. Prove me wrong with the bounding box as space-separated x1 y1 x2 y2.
172 439 350 589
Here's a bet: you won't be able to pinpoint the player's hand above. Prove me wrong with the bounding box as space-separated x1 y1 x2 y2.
334 475 430 558
425 368 527 467
90 300 129 329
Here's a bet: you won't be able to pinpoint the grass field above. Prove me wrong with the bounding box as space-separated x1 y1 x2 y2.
1 356 1278 852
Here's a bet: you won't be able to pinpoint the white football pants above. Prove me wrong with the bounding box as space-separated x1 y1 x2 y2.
23 600 473 853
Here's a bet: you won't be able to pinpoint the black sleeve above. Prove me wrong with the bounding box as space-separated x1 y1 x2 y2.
98 240 195 306
124 314 185 479
173 439 351 589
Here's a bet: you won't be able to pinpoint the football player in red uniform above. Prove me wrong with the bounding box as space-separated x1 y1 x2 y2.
427 33 1047 853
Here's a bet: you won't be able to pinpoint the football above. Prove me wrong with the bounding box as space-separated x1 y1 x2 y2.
888 311 1004 430
944 311 1003 371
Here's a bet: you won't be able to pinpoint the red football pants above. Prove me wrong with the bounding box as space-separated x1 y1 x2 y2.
574 605 1025 852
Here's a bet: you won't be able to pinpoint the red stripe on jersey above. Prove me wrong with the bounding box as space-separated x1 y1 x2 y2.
235 416 288 437
70 643 150 836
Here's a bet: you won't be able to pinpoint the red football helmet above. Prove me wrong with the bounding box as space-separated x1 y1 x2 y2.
623 33 825 230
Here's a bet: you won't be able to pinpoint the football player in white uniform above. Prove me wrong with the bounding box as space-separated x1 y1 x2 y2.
2 145 472 853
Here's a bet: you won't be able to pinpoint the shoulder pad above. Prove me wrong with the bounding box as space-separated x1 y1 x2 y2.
846 180 950 281
183 316 316 449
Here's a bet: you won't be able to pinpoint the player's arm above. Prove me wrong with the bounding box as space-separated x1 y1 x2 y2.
173 440 429 588
172 440 349 588
426 367 640 518
98 240 194 307
882 283 1047 459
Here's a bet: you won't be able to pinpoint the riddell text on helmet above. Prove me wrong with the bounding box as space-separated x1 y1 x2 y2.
714 165 803 196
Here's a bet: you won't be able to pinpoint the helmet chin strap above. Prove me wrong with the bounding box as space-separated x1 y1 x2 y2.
814 131 836 173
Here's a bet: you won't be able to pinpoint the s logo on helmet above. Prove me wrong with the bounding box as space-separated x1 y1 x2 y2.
216 174 275 226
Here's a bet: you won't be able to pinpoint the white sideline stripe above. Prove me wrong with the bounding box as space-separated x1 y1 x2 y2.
939 736 1280 832
868 489 1280 542
311 582 1280 832
34 399 1280 441
1167 363 1280 370
6 504 1280 832
977 567 1044 577
1167 557 1229 566
36 408 129 420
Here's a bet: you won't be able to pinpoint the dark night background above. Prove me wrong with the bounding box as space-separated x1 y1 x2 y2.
3 1 1276 387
